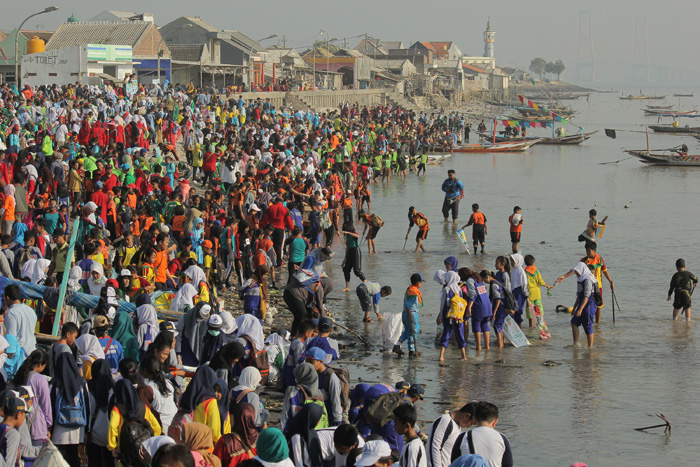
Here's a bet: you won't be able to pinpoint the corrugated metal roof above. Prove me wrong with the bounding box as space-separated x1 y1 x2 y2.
169 44 204 62
46 21 150 50
182 17 218 32
20 30 54 43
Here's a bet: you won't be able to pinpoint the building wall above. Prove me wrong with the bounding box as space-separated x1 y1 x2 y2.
22 46 82 86
133 23 170 58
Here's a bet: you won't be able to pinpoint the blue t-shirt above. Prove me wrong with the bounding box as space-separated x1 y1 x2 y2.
99 336 124 372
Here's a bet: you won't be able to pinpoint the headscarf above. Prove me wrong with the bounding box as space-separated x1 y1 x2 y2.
74 334 106 365
444 256 458 271
110 310 140 360
574 262 598 284
184 265 207 287
190 218 204 242
285 403 323 467
179 365 217 413
230 402 258 448
255 428 292 465
444 270 461 295
109 378 141 419
20 258 51 284
433 270 446 286
220 310 237 337
234 367 262 393
12 223 27 246
171 283 198 311
510 254 527 290
182 423 221 467
180 302 210 363
215 377 229 429
235 314 264 352
52 352 84 401
3 335 25 380
137 304 159 351
293 363 321 398
141 436 176 458
87 262 106 295
450 454 490 467
67 265 83 291
88 359 114 411
4 184 15 199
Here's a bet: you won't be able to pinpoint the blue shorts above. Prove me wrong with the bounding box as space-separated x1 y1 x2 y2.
472 315 490 333
493 303 506 333
571 300 595 335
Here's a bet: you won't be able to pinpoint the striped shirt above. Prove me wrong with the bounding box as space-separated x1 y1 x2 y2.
400 436 427 467
426 413 459 467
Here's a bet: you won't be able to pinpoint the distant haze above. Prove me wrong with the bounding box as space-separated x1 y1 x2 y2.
3 0 698 84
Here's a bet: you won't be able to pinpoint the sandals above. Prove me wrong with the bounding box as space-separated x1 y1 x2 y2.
363 317 374 323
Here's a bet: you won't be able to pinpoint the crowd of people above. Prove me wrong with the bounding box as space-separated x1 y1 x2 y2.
0 79 536 467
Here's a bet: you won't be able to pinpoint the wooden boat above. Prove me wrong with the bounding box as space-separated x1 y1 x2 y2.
478 131 597 145
626 149 700 166
644 109 698 117
647 105 674 110
452 139 542 153
620 94 666 100
649 125 700 134
674 93 694 97
426 154 452 164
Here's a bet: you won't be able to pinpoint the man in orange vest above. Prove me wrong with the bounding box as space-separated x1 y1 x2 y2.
405 207 430 253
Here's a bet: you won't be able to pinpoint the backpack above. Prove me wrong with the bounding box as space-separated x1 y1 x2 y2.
370 214 384 228
56 388 87 428
13 246 35 278
297 385 329 429
118 402 154 467
492 279 517 314
323 366 351 411
365 391 404 426
446 293 468 322
414 214 428 228
319 210 332 230
240 335 270 386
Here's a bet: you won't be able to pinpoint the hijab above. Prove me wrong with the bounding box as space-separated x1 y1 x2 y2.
235 314 264 352
293 363 321 398
234 367 262 393
180 302 210 362
179 365 217 413
52 352 84 401
136 304 159 351
450 454 490 467
444 270 462 295
110 310 140 360
255 427 292 465
444 256 458 271
142 436 176 458
74 334 106 365
184 265 207 287
574 262 598 284
67 265 83 291
171 283 198 312
109 378 141 419
182 423 221 467
510 254 527 290
20 258 51 284
13 223 27 246
190 218 204 242
3 335 25 380
285 403 323 467
88 359 114 411
220 310 237 337
87 262 106 295
4 184 15 199
215 377 229 429
230 402 258 448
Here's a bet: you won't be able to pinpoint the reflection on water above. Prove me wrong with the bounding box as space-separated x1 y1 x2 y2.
324 91 700 466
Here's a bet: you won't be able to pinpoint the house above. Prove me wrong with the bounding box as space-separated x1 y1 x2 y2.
305 47 372 89
0 30 55 83
409 41 462 61
372 59 416 77
159 17 266 88
22 44 133 87
354 39 404 58
46 21 170 84
89 10 155 23
462 64 490 90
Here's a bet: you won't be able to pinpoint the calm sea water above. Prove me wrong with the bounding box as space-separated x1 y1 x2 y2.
319 90 700 466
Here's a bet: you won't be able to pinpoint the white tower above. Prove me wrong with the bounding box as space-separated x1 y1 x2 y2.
483 18 495 58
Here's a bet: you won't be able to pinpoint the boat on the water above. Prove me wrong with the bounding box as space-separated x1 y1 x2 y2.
620 94 666 100
649 125 700 134
674 93 694 97
626 149 700 166
644 109 700 117
426 154 452 164
477 131 597 145
452 139 542 153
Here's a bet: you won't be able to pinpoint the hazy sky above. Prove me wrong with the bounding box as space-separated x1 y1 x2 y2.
3 0 699 81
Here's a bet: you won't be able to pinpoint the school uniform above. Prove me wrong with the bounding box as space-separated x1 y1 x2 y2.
466 278 492 333
455 426 513 467
427 413 461 467
399 435 427 467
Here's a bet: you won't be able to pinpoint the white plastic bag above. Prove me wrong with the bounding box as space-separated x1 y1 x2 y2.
382 312 404 351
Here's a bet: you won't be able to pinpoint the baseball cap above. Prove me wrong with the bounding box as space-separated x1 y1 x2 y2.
303 347 327 362
249 204 261 212
354 440 392 466
119 269 132 277
407 383 425 400
395 381 410 391
202 240 213 249
94 315 110 329
318 317 333 333
198 304 212 320
410 273 424 284
4 396 29 414
208 314 223 329
19 386 35 400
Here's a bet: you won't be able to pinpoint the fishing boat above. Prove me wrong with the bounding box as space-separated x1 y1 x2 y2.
647 105 674 110
477 131 597 145
626 149 700 166
452 139 542 153
674 93 694 97
426 154 453 164
620 94 666 100
649 125 700 134
643 109 699 117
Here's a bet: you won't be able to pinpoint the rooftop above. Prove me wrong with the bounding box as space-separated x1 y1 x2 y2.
168 44 205 62
46 21 150 50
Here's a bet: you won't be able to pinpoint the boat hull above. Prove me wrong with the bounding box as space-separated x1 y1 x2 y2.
626 150 700 166
478 131 596 145
452 140 541 153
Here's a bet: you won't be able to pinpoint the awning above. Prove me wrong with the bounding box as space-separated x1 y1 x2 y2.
91 72 117 80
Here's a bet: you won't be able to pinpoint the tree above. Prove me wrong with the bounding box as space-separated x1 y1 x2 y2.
552 59 566 80
529 58 546 80
545 62 555 79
